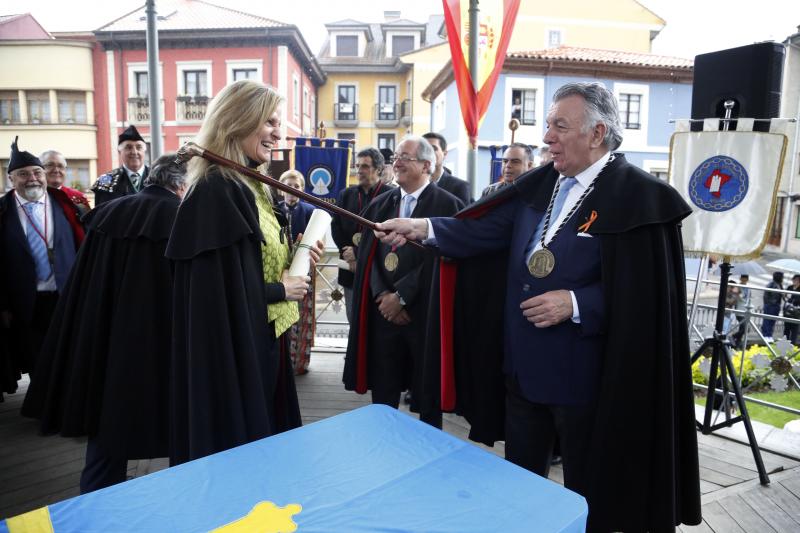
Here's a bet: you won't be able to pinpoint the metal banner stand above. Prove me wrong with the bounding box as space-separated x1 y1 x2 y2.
688 101 770 485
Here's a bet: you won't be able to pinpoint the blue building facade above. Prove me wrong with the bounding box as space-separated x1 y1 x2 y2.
426 48 694 196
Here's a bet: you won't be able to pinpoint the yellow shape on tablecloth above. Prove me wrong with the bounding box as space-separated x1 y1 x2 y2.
212 501 302 532
6 506 54 533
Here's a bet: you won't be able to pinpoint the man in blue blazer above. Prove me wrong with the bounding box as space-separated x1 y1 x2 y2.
0 138 84 384
377 83 701 532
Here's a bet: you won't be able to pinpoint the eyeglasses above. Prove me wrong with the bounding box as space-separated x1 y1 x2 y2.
44 163 67 170
392 153 420 163
12 170 45 179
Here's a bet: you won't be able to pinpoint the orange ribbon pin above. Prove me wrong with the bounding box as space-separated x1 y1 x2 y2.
577 210 598 233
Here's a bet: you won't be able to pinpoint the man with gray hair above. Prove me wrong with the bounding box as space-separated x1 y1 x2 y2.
41 150 91 215
23 153 187 493
375 83 701 531
343 135 463 428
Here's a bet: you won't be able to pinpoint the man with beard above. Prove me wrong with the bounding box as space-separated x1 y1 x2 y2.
331 147 394 323
343 136 463 427
0 137 84 383
22 154 187 493
91 125 149 205
41 150 91 215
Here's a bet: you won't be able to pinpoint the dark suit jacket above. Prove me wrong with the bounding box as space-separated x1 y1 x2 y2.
91 165 149 206
0 189 83 324
436 170 471 205
331 181 394 288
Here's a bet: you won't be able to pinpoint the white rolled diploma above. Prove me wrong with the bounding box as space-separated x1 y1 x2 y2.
288 208 332 276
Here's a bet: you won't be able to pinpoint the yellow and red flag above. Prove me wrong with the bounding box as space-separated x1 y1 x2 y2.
442 0 521 148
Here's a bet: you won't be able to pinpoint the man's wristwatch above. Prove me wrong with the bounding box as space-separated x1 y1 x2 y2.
395 292 406 306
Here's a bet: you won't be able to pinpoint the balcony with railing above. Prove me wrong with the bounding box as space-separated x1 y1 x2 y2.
374 103 399 128
400 98 412 127
333 102 359 128
177 95 209 122
128 97 151 123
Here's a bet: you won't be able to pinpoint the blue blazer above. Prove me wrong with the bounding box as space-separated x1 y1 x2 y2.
0 190 79 324
431 195 605 405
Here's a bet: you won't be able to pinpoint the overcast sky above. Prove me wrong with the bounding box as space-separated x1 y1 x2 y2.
14 0 800 59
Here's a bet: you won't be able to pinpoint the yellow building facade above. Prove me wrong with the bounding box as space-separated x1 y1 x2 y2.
0 37 97 192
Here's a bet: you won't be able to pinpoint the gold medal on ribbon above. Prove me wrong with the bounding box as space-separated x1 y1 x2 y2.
528 247 555 278
352 233 361 246
384 252 399 272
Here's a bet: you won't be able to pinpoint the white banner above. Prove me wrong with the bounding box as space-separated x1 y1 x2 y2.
669 125 788 258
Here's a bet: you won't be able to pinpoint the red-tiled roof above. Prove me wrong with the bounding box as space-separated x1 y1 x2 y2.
508 46 693 69
96 0 288 32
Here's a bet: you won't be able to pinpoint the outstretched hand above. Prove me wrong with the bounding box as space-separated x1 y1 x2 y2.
374 218 429 248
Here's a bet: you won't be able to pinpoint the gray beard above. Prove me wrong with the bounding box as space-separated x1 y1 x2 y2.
22 186 45 202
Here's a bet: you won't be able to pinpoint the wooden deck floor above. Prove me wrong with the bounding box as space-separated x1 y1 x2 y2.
2 349 800 531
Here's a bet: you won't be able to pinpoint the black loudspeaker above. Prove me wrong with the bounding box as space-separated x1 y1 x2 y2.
691 42 785 131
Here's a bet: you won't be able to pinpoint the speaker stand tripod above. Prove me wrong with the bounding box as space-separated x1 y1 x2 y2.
690 261 769 485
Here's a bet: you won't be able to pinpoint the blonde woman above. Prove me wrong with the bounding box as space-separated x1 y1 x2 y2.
166 80 322 464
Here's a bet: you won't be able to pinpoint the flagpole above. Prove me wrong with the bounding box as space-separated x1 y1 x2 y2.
145 0 163 159
467 0 479 198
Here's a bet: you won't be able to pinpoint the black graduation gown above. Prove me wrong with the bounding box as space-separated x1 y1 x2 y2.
343 184 463 412
21 185 179 459
166 172 297 465
430 155 702 532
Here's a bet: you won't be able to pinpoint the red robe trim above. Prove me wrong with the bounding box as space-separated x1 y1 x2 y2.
438 193 512 411
50 187 85 246
355 239 379 394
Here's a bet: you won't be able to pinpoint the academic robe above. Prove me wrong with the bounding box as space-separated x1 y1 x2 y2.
343 183 463 412
21 185 179 459
429 155 702 532
166 172 292 465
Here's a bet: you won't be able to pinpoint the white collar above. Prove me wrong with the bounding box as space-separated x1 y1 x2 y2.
123 165 145 176
400 181 429 201
564 150 611 188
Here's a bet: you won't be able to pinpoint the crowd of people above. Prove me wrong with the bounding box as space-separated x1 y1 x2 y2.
1 79 706 531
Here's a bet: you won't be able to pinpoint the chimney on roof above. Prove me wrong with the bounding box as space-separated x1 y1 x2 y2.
384 11 401 22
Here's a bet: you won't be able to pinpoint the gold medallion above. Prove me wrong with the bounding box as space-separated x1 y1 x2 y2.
528 248 555 278
352 233 361 246
384 252 399 272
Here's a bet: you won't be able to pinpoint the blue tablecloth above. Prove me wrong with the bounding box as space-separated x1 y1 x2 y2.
2 405 587 532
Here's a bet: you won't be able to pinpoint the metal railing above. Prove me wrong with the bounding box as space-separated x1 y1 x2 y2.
687 276 800 418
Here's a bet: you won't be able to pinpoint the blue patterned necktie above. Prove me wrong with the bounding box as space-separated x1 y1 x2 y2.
524 176 578 263
23 201 53 282
401 194 416 218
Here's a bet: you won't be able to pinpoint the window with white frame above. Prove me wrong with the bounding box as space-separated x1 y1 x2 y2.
26 91 50 124
226 60 262 85
547 29 562 48
0 92 20 124
177 62 212 98
233 68 258 81
391 35 414 55
184 70 208 97
378 133 395 152
337 85 356 120
58 91 87 124
336 35 358 57
511 88 536 125
134 71 149 97
65 159 91 190
618 93 642 130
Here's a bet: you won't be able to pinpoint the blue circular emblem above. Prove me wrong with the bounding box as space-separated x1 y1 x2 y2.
308 165 334 196
688 155 748 212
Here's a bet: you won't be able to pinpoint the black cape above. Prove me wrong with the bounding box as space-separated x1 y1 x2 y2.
21 186 179 458
343 184 463 411
166 173 295 465
429 155 701 532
